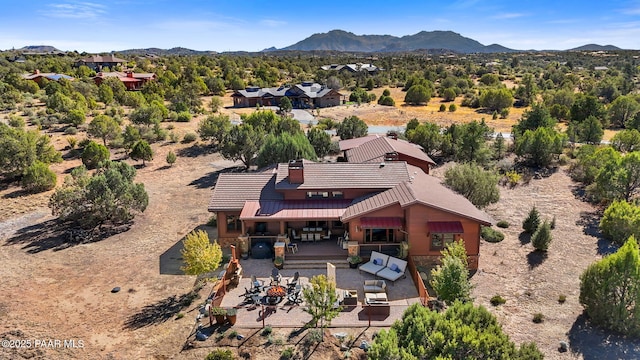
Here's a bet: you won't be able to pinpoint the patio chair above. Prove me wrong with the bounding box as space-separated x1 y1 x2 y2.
270 268 282 285
291 229 301 241
322 230 331 241
287 285 303 305
285 237 298 253
286 271 299 290
251 275 264 291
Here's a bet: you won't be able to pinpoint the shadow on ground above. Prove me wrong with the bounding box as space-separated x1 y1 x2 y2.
123 291 200 330
188 165 246 189
576 210 619 255
526 250 548 268
568 314 640 360
518 232 531 245
177 144 218 158
159 225 218 275
3 219 129 253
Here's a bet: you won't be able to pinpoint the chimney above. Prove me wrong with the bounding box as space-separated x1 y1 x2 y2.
127 71 133 78
288 159 304 184
384 152 399 161
34 69 40 74
386 131 398 140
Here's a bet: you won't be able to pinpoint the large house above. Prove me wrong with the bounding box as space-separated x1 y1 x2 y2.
208 158 493 270
22 70 74 85
93 71 156 91
232 82 343 108
321 63 381 74
341 135 435 175
75 55 127 71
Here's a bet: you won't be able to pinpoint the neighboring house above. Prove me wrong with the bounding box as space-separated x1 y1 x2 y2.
75 55 127 71
22 70 74 85
208 159 493 269
231 82 342 108
341 135 435 174
321 63 381 74
93 71 156 91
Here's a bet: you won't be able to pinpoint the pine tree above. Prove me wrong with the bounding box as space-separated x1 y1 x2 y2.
531 220 552 251
522 206 541 233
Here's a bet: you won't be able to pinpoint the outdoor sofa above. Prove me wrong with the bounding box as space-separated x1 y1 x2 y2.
359 251 407 283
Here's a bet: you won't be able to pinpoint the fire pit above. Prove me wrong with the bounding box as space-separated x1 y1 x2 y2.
266 285 286 304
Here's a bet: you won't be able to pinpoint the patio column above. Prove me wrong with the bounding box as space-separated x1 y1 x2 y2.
279 221 285 236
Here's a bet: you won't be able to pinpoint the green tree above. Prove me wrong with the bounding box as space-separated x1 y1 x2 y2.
130 140 153 166
512 103 556 137
571 145 620 185
129 105 162 127
256 132 316 168
444 163 500 208
480 87 513 112
46 92 74 113
377 95 395 106
336 116 368 140
97 83 114 104
571 94 605 124
580 237 640 337
576 115 604 145
279 96 292 114
220 124 264 168
430 240 472 304
349 87 371 104
608 95 640 128
88 114 120 146
600 200 640 245
166 151 177 166
21 161 57 193
122 125 141 150
65 109 86 127
612 129 640 153
404 84 431 105
515 127 566 167
209 96 223 113
592 151 640 203
307 127 332 158
49 161 148 228
0 123 62 179
531 220 552 251
493 132 507 159
479 73 501 86
302 275 341 333
442 87 457 102
405 118 420 132
198 114 231 148
180 230 223 276
369 302 543 360
455 119 493 164
81 141 110 169
406 122 443 157
522 206 541 234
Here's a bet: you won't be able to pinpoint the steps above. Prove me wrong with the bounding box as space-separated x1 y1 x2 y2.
283 259 350 270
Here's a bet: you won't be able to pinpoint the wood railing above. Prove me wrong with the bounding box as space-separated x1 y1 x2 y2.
407 255 431 306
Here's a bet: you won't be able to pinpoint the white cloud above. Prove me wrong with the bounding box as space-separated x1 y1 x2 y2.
44 2 107 19
491 13 527 20
260 19 287 27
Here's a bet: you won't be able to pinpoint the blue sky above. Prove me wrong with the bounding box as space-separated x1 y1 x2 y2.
1 0 639 52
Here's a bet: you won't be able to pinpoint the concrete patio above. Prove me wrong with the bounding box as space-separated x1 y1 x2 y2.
218 258 420 328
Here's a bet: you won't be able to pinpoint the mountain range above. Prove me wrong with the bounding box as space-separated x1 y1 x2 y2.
279 30 516 53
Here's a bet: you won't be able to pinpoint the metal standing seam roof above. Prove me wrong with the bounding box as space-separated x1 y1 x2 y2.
346 136 435 165
274 162 410 190
232 83 341 99
79 55 127 63
239 200 352 220
427 221 464 233
360 217 404 229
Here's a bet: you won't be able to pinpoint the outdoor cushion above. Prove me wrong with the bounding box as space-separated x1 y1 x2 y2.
389 263 398 272
377 257 408 283
358 252 390 276
373 258 382 266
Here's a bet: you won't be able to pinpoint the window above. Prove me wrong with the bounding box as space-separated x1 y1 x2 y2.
226 214 241 232
431 233 455 250
364 228 396 243
332 220 344 229
332 191 343 198
306 191 329 199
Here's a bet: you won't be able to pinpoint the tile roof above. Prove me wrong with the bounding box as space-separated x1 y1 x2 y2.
346 136 435 165
22 72 74 81
338 135 382 151
239 200 352 220
274 162 410 190
208 173 281 211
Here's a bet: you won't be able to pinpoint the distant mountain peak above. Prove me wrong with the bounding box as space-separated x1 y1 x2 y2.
568 44 622 51
280 29 515 53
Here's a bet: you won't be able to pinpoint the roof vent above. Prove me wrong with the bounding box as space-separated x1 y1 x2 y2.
384 152 399 161
379 162 385 168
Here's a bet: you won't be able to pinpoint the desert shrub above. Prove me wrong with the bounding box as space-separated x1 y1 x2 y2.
599 200 640 245
205 349 235 360
206 215 217 227
64 126 78 135
176 111 191 122
130 140 153 166
550 216 556 229
580 237 640 337
166 151 176 166
377 95 395 106
261 326 273 336
439 104 446 112
305 329 323 344
8 116 25 128
430 240 472 304
81 141 110 169
481 226 505 243
175 312 184 319
449 103 457 112
496 220 509 228
490 295 506 306
531 220 552 251
280 347 295 359
532 313 545 323
66 137 78 149
368 302 543 360
182 132 197 143
444 163 500 208
169 131 179 143
522 206 541 233
558 294 566 304
21 161 57 193
505 170 521 187
180 230 222 276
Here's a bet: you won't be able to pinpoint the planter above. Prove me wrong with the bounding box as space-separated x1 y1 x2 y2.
226 309 237 325
349 262 359 269
214 315 226 325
